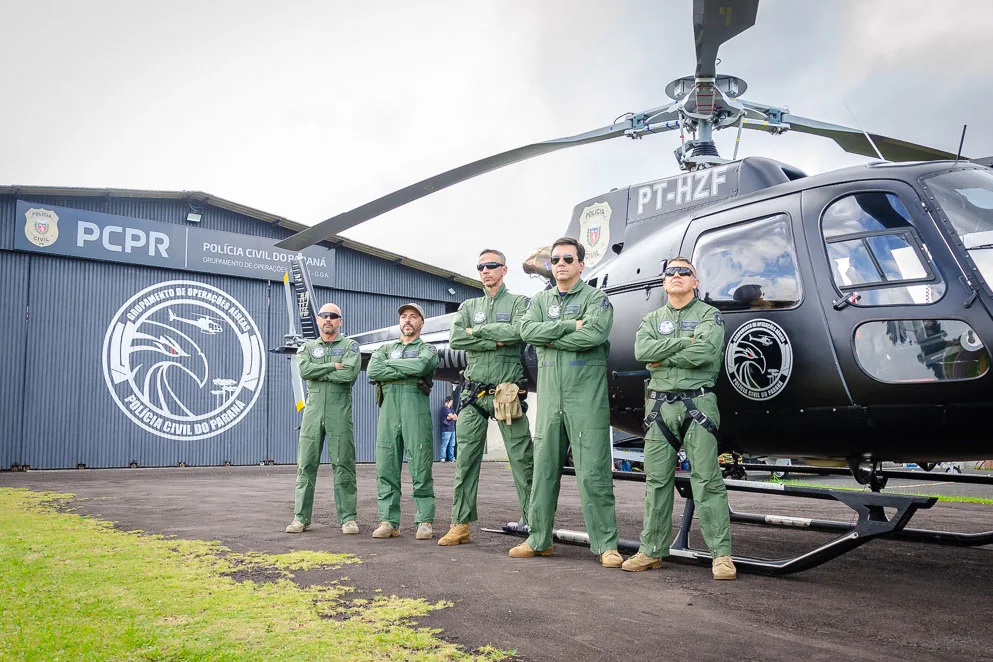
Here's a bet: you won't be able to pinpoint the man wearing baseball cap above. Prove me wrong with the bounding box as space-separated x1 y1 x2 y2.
367 302 440 540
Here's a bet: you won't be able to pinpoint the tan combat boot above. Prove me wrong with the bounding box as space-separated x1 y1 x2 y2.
438 523 471 546
600 549 624 568
341 520 359 535
415 522 434 540
508 542 553 558
712 555 737 580
285 520 310 534
621 552 662 572
372 521 399 539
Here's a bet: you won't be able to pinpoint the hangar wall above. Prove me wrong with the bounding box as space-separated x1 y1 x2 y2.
0 190 478 469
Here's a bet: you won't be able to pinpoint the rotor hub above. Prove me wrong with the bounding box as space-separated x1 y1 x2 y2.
665 74 748 101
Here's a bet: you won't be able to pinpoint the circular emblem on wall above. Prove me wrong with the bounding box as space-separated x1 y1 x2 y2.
473 311 486 324
547 304 561 319
311 346 325 358
658 320 675 335
725 318 793 401
23 207 60 248
102 280 266 441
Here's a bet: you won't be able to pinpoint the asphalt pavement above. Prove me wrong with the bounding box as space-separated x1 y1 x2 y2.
3 463 992 661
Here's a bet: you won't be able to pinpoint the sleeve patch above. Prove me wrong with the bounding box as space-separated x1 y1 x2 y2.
349 341 360 352
427 344 438 353
601 296 612 311
296 344 307 354
714 311 725 326
523 297 531 310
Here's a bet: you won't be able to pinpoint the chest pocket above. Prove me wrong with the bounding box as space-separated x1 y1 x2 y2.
403 348 419 358
495 312 511 323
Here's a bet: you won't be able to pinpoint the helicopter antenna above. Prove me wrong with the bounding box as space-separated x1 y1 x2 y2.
955 124 968 162
844 102 885 161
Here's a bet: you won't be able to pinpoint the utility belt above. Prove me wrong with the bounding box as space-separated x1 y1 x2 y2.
453 378 529 419
643 387 717 453
373 376 433 407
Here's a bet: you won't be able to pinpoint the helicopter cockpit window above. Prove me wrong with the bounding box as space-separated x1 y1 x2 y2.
924 168 993 289
692 214 801 312
854 320 989 384
821 192 944 306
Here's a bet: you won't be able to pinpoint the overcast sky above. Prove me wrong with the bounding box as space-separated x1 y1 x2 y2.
3 0 991 295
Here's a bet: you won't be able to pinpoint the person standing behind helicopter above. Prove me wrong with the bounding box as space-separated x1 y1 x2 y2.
623 257 736 580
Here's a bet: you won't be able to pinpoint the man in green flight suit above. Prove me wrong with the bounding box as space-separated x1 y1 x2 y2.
622 257 736 580
438 248 534 546
286 302 362 535
367 303 440 540
510 237 623 568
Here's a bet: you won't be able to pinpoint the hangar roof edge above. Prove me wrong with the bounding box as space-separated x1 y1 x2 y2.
0 185 483 290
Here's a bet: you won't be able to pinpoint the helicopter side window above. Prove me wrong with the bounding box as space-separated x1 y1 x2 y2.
821 192 944 306
854 320 989 383
923 168 993 290
692 214 801 312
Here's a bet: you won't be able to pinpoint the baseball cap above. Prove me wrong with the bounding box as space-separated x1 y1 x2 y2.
397 302 425 318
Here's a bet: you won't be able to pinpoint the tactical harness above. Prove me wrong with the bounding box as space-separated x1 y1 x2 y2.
454 379 529 420
643 387 718 453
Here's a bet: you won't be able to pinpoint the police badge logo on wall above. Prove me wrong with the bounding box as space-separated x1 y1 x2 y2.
578 201 611 268
102 280 266 441
725 319 793 401
23 207 60 248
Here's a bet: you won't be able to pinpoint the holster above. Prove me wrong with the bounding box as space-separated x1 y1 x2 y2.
374 381 384 408
417 375 434 397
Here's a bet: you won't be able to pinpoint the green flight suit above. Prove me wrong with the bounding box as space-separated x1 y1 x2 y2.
634 297 731 559
448 284 534 525
294 334 361 526
367 337 441 529
520 280 619 555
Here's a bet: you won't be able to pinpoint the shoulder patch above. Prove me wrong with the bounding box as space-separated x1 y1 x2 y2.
522 296 531 310
296 344 307 354
427 344 438 353
601 296 612 311
349 341 359 352
714 311 725 327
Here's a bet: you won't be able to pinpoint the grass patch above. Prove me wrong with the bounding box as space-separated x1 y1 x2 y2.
775 478 993 505
0 488 510 661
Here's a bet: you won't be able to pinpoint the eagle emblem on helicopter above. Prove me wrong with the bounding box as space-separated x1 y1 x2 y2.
725 319 793 402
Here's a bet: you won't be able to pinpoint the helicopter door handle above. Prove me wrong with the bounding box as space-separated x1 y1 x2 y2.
833 291 861 310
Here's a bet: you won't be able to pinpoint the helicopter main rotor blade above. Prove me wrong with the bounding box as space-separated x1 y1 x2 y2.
275 121 632 251
781 114 960 162
694 0 759 79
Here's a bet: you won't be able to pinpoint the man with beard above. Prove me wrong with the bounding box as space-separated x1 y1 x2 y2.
286 303 362 535
438 248 534 547
367 303 440 540
511 237 622 568
623 257 735 580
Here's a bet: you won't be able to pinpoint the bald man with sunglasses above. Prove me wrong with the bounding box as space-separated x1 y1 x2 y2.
439 249 534 546
286 303 362 535
624 257 736 580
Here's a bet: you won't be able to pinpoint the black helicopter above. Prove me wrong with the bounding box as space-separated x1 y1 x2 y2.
272 0 993 573
276 0 992 478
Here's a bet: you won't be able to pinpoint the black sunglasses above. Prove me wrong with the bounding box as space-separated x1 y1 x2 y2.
476 262 505 272
663 266 695 278
550 255 576 265
317 312 341 320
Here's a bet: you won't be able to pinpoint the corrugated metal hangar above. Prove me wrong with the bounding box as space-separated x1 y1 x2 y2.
1 186 480 470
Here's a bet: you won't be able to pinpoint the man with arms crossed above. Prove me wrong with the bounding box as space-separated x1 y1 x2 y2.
623 257 736 580
510 237 622 568
367 303 440 540
286 303 362 535
438 249 534 546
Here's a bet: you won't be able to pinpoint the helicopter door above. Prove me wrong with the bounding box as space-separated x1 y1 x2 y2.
682 195 855 454
802 180 993 419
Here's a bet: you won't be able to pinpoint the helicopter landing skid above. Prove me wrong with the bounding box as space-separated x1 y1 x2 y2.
486 470 937 576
